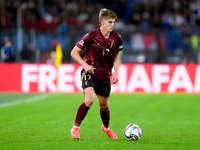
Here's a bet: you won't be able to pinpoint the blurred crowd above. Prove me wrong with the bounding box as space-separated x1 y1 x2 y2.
0 0 199 32
0 0 200 63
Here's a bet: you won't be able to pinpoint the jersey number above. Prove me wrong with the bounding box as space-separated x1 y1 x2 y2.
103 49 110 55
84 74 91 80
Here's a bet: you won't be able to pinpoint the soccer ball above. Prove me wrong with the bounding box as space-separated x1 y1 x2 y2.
124 124 142 140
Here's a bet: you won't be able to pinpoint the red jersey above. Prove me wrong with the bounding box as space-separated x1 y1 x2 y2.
76 29 123 79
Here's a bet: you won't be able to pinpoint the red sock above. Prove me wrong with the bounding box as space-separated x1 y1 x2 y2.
74 102 90 127
100 109 110 128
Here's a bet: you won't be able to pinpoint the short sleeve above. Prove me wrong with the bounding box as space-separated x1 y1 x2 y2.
76 32 91 50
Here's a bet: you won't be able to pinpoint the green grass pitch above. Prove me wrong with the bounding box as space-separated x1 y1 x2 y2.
0 93 200 150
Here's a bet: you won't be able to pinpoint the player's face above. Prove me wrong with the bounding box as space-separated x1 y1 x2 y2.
101 18 115 33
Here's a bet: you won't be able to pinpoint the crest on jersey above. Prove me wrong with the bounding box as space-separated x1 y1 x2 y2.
111 41 115 48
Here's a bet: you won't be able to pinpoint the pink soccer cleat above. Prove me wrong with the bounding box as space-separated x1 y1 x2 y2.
101 125 118 139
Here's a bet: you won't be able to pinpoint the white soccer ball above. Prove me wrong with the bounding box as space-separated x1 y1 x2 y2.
124 124 142 141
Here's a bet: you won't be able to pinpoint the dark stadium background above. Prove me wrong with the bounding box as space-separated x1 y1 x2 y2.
0 0 200 64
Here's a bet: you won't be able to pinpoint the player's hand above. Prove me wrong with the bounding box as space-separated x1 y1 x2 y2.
112 73 119 84
84 64 95 74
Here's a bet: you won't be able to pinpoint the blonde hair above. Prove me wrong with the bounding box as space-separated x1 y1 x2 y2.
99 8 117 26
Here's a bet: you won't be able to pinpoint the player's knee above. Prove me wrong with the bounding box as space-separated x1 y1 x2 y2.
100 104 109 111
85 97 95 107
85 100 94 107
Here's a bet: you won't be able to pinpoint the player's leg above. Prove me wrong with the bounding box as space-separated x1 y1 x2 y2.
97 95 110 128
71 71 95 139
75 87 95 126
71 87 95 139
97 95 118 139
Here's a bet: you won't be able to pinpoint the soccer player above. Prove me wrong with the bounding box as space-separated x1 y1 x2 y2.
70 8 123 140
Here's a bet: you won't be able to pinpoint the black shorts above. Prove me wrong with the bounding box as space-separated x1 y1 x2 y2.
81 71 111 97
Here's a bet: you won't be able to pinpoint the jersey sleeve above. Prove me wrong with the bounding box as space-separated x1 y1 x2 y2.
76 31 94 50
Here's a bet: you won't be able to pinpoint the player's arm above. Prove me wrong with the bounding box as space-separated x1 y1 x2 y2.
112 52 120 84
71 46 95 74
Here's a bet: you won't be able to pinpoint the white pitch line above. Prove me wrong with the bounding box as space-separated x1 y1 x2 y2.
0 94 50 108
